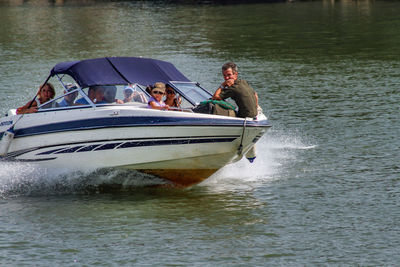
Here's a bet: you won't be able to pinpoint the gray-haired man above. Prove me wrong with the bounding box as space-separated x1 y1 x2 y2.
212 62 259 118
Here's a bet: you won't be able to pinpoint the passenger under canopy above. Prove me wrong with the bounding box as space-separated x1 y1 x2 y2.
30 56 215 111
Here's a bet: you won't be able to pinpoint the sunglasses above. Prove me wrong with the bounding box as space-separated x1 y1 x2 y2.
152 90 164 95
166 90 175 95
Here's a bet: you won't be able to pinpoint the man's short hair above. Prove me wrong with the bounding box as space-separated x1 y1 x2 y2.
222 62 238 73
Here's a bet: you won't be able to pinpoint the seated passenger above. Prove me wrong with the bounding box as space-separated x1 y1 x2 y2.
103 86 123 104
123 88 134 103
164 85 182 108
123 86 147 103
75 85 108 105
58 83 78 107
93 86 106 104
16 82 56 114
75 86 96 105
145 85 153 95
148 82 169 110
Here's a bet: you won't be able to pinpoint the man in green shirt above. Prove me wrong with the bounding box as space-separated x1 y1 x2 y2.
212 62 259 118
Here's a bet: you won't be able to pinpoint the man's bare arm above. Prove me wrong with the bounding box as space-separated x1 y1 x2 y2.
212 87 222 100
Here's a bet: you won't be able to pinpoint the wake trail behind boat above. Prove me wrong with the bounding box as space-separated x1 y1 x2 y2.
0 163 165 198
201 130 316 190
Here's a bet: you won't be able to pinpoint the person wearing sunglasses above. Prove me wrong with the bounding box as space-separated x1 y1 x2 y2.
148 82 169 110
164 84 182 108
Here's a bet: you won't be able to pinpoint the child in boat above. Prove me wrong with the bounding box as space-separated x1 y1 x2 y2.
148 82 169 110
123 87 134 103
123 86 147 103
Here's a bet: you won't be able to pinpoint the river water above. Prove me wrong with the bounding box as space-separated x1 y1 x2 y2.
0 0 399 265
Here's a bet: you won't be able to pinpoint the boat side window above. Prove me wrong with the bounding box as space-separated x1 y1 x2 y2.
176 96 192 109
34 76 90 111
36 81 68 111
74 87 94 105
54 83 80 108
38 100 57 110
119 84 149 104
170 82 212 107
38 88 85 110
82 85 149 106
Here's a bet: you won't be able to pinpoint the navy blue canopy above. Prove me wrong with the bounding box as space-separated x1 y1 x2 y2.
50 57 191 88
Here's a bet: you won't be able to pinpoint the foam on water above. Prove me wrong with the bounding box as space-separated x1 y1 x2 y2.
201 129 317 191
0 162 165 198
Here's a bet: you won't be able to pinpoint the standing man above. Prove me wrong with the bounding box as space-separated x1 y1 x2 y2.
212 62 259 118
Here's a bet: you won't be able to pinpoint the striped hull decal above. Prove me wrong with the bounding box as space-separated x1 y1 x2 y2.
1 135 239 161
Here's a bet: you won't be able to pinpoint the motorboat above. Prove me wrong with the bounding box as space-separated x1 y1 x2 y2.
0 57 271 187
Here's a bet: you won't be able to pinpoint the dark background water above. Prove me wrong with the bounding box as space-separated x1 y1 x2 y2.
0 0 399 265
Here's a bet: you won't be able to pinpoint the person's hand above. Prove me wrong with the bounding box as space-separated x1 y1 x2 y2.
27 107 38 113
224 79 235 87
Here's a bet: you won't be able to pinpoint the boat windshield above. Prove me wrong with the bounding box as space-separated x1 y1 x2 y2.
35 74 211 111
61 84 150 107
170 82 212 105
36 81 150 111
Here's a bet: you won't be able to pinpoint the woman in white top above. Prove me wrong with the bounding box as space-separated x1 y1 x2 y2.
16 83 55 114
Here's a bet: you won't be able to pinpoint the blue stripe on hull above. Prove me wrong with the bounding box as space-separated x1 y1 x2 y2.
11 116 270 138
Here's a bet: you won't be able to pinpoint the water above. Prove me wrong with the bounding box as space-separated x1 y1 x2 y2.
1 0 399 265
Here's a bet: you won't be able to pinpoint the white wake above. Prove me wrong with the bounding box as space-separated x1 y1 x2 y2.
200 129 316 191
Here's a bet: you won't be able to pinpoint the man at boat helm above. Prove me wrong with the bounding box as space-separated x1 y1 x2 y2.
212 62 259 118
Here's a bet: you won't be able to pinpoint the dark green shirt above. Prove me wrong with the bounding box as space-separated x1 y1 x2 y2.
219 79 258 118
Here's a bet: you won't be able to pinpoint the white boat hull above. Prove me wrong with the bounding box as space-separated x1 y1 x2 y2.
1 106 270 186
